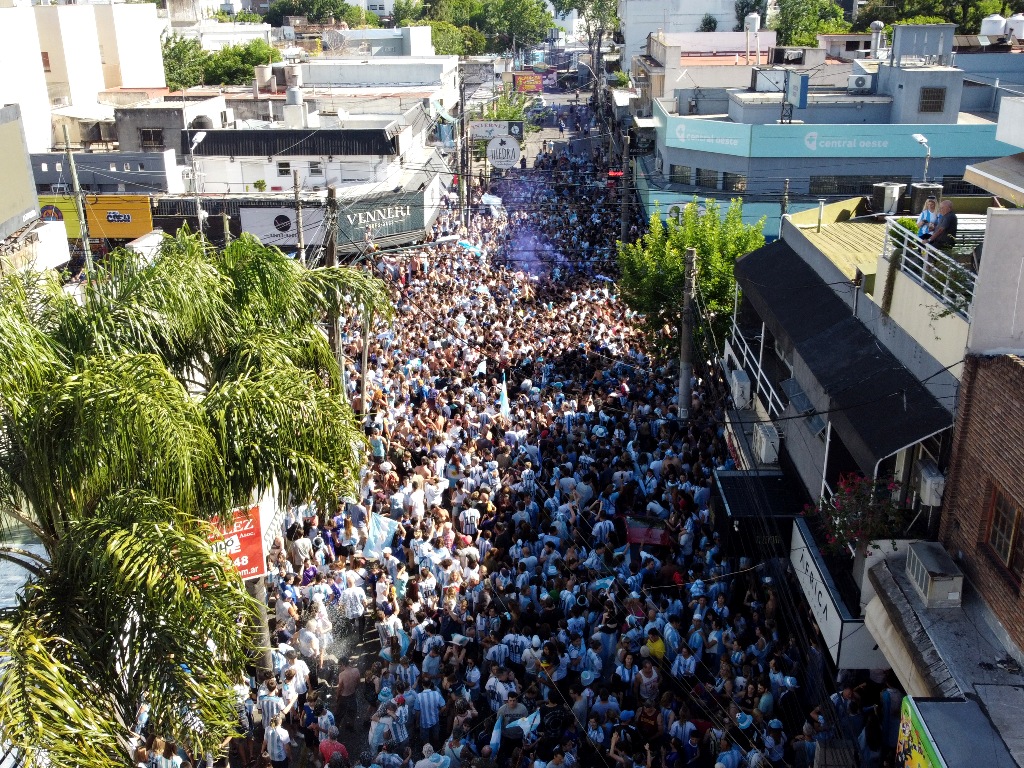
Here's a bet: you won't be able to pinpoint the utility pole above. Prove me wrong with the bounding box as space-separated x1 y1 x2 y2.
325 186 344 396
781 178 790 218
222 211 231 246
678 247 695 421
293 169 305 266
62 125 93 275
620 134 630 243
360 313 371 420
459 65 468 228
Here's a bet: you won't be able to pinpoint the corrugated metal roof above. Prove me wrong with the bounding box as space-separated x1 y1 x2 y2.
183 128 397 158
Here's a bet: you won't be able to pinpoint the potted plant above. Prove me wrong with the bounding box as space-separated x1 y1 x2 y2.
805 473 904 556
253 179 267 192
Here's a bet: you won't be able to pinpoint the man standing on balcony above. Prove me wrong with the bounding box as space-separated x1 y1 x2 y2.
926 200 958 248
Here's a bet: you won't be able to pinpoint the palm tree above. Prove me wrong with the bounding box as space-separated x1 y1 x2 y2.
0 230 392 767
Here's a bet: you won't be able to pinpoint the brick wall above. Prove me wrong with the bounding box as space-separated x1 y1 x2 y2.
940 354 1024 651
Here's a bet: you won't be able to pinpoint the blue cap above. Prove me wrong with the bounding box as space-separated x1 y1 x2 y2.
620 710 634 721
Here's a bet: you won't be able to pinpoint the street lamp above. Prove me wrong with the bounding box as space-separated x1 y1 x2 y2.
912 133 930 183
189 130 208 238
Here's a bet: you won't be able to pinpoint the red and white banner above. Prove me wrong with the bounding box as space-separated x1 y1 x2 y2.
210 505 266 580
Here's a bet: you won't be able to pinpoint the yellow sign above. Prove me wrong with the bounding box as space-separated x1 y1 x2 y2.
86 195 154 240
38 195 81 239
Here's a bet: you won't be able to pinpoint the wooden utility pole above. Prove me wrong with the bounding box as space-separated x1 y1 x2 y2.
63 125 93 275
781 178 790 218
678 247 696 420
293 169 305 266
459 67 468 227
620 134 630 243
325 186 345 396
222 211 231 246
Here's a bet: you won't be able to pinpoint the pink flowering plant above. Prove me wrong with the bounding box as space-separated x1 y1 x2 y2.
804 473 904 555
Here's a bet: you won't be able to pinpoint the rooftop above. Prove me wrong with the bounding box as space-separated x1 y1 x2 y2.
795 221 886 279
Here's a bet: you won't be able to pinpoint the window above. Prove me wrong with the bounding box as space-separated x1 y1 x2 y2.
845 41 861 52
809 175 912 196
942 175 983 195
124 162 131 172
55 162 62 172
138 163 145 171
987 487 1024 580
277 161 291 176
669 164 691 184
919 87 946 113
695 168 719 189
110 163 117 171
41 52 50 72
139 128 163 150
723 172 747 192
309 161 324 176
40 162 48 172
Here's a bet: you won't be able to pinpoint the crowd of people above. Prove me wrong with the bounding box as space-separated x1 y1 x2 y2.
237 143 906 768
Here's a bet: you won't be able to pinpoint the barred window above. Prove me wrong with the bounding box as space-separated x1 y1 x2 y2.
723 172 747 192
696 168 719 189
919 87 946 113
669 165 691 185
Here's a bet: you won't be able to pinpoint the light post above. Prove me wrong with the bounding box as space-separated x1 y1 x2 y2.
189 130 207 238
912 133 931 183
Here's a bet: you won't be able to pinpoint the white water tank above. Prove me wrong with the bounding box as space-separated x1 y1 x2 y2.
745 12 760 30
285 63 303 87
981 13 1006 36
285 86 303 106
254 64 274 89
1007 13 1024 38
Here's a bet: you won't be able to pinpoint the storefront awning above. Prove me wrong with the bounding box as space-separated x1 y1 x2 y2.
735 240 952 474
964 152 1024 207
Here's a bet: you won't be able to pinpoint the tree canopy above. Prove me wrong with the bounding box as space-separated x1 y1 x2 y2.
485 0 555 47
203 39 282 85
733 0 767 31
771 0 850 45
618 200 765 352
265 0 381 26
0 230 391 767
162 36 283 90
161 35 206 92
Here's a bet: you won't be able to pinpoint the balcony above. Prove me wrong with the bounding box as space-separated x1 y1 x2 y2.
880 216 978 321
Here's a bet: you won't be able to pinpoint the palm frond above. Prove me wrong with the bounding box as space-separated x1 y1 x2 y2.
204 365 365 506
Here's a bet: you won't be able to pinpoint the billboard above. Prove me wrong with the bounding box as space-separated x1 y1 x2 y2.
896 698 944 768
86 195 155 240
209 505 266 581
38 195 81 238
337 194 425 247
513 72 543 93
0 110 39 242
665 115 753 155
239 206 326 247
470 121 525 140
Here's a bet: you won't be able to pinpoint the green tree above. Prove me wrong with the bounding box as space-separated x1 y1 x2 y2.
550 0 615 100
203 39 281 85
485 0 554 48
618 200 765 356
461 24 488 53
612 69 630 88
771 0 850 45
733 0 767 31
162 34 207 92
342 5 381 25
420 19 465 53
392 0 425 24
698 12 719 30
428 0 486 26
265 0 351 25
0 230 391 768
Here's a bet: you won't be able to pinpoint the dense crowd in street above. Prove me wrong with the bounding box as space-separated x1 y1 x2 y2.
212 142 906 768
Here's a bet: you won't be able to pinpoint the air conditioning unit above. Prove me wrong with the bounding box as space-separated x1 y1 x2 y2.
848 74 874 93
730 369 751 409
752 422 780 464
917 458 945 506
906 541 962 608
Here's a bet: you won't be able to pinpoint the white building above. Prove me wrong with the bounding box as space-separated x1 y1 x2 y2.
175 19 274 52
0 8 51 152
617 0 744 70
93 4 167 89
34 5 106 110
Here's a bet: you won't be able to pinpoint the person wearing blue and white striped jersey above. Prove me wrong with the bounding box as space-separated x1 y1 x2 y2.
262 715 292 768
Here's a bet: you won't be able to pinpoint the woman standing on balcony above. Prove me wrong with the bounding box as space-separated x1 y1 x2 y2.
916 195 939 237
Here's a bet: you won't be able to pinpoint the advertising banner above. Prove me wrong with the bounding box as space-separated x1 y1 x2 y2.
209 505 266 581
513 72 543 93
239 206 326 247
337 194 425 246
38 195 81 238
470 121 525 140
665 115 753 155
896 698 944 768
86 195 155 240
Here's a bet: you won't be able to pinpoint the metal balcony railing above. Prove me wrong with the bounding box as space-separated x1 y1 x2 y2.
882 217 976 321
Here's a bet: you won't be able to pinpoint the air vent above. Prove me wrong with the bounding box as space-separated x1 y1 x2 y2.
848 74 874 93
753 422 780 464
906 541 962 608
730 369 751 409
